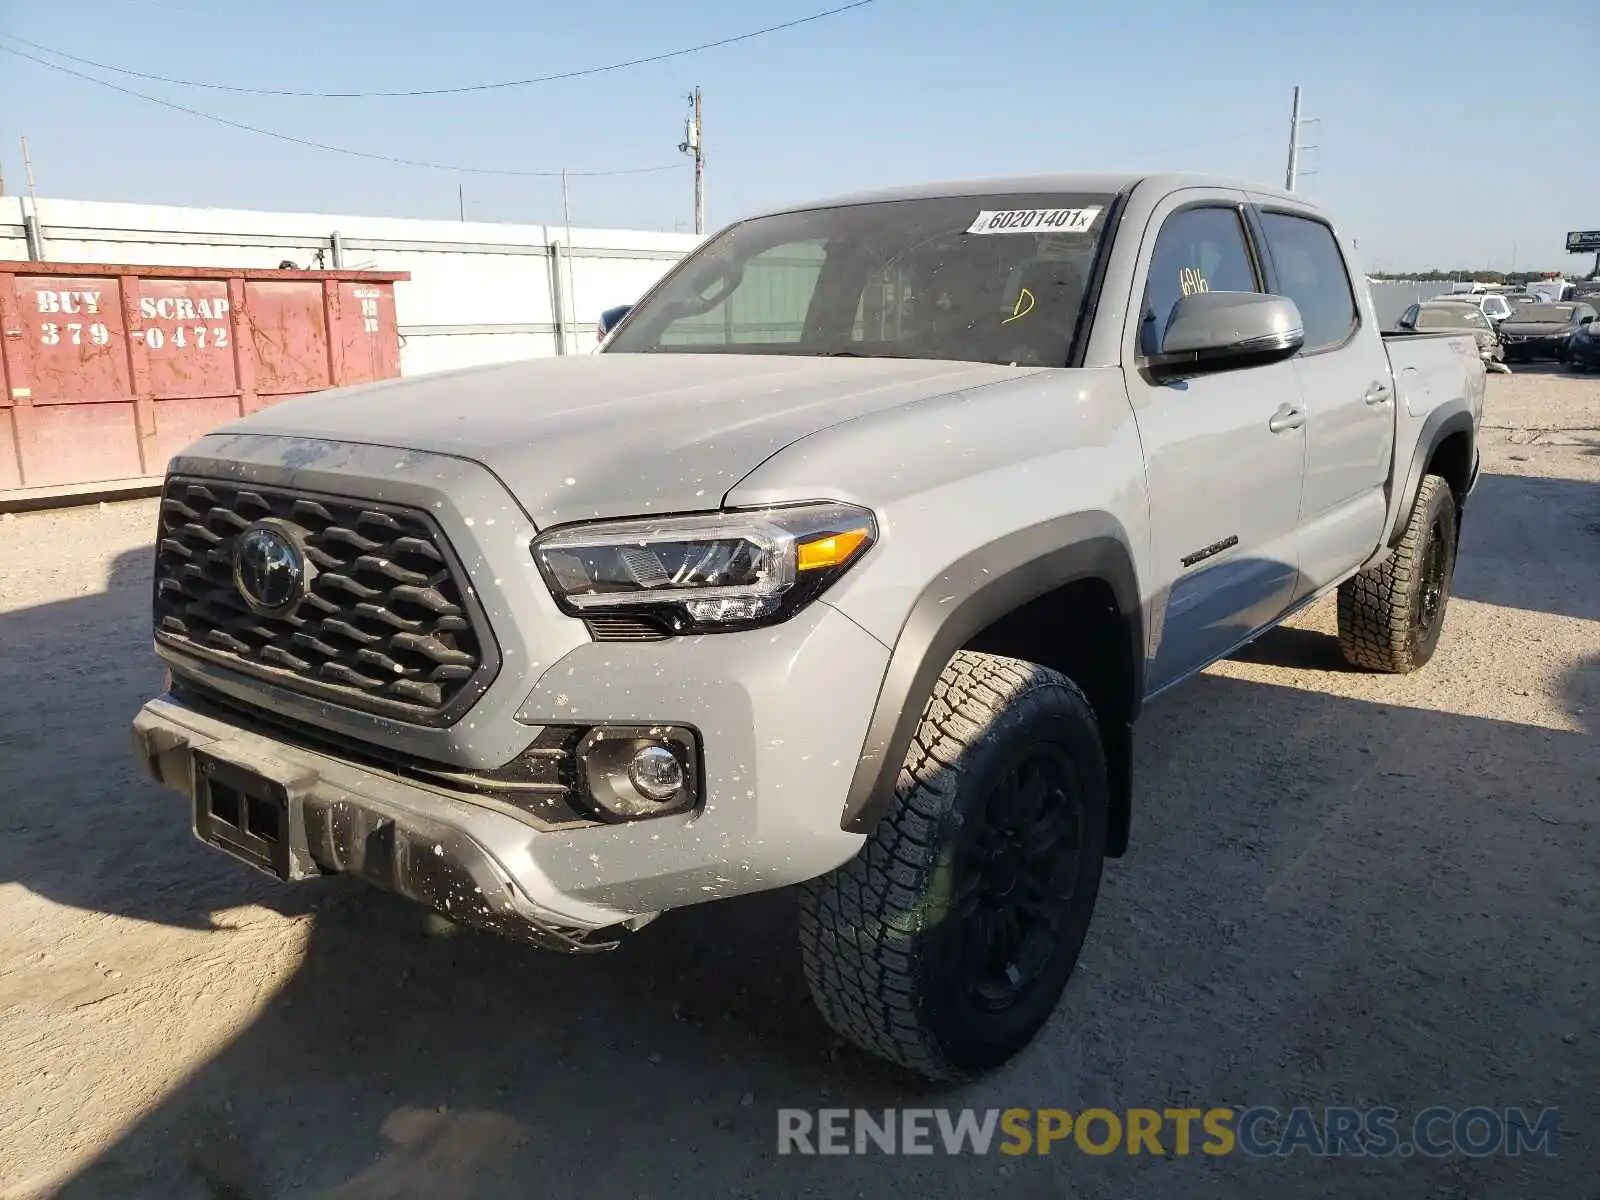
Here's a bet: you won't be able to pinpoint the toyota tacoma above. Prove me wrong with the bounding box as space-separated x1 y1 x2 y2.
132 172 1485 1080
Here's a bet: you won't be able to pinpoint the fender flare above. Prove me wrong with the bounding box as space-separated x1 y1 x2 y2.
838 512 1143 834
1384 404 1476 549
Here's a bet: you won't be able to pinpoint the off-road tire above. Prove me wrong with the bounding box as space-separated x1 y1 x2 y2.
797 651 1108 1082
1337 474 1458 673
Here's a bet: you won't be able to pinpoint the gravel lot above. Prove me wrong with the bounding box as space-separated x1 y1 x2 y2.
1 369 1596 1199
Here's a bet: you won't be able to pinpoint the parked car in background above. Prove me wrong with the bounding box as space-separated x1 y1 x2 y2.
596 303 633 346
1497 302 1599 363
1399 300 1507 370
1476 293 1512 324
1568 317 1600 372
1428 292 1512 326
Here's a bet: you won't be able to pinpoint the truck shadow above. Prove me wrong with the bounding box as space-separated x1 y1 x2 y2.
2 490 1596 1199
1232 471 1600 674
0 545 326 935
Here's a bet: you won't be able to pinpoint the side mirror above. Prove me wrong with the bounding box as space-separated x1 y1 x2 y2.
597 304 634 339
1148 291 1304 378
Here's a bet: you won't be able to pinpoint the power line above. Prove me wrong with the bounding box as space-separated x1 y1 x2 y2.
0 43 681 177
0 1 878 98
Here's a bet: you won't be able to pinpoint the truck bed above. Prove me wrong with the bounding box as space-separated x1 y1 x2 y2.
1378 328 1484 545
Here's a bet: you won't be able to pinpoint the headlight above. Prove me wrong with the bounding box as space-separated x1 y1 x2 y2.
532 501 877 633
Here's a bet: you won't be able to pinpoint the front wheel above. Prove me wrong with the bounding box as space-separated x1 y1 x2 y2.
1337 474 1458 673
798 651 1108 1081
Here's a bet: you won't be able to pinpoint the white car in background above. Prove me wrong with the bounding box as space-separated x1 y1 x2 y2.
1430 292 1512 325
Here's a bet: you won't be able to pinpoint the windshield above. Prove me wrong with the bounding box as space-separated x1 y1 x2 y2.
603 192 1117 367
1415 305 1488 330
1514 304 1577 322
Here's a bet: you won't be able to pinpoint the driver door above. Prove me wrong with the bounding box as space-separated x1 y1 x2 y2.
1120 191 1308 693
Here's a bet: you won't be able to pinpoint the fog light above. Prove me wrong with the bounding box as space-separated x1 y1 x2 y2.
629 745 684 801
575 726 699 822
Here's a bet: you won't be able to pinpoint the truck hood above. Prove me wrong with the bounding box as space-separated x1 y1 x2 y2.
217 353 1038 527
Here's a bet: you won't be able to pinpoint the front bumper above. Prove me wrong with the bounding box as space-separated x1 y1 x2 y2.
1501 334 1568 358
1569 336 1600 367
133 600 888 944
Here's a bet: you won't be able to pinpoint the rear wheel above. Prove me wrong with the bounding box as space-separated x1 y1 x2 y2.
1337 474 1458 673
798 651 1108 1081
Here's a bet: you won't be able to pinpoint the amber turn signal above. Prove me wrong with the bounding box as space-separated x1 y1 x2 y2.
796 528 871 572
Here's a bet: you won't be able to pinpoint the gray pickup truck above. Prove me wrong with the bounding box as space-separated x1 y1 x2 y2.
132 172 1484 1081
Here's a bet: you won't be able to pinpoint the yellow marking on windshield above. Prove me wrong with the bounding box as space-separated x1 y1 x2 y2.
1003 287 1036 325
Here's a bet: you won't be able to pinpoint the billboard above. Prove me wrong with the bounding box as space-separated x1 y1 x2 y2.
1566 230 1600 253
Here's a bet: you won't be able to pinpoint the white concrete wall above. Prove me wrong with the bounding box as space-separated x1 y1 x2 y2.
0 195 703 375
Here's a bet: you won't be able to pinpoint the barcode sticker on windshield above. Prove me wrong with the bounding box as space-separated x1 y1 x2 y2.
966 207 1102 235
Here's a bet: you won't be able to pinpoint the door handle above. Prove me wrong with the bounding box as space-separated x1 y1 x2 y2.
1268 403 1306 433
1364 380 1393 406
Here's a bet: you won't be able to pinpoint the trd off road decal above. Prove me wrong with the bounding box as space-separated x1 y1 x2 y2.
965 207 1103 235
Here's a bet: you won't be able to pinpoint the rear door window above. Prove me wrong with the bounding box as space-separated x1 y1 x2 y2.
1259 213 1360 351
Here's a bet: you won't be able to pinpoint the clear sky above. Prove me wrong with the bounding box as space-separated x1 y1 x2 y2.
0 0 1594 273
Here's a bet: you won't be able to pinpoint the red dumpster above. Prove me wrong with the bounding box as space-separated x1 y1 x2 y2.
0 261 409 507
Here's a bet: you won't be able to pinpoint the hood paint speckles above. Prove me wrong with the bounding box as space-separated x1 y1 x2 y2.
213 353 1044 528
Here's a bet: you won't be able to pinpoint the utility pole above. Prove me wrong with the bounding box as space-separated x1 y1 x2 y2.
1284 87 1321 192
21 135 38 210
680 87 704 234
458 183 465 222
1284 87 1301 191
561 167 580 352
20 135 44 260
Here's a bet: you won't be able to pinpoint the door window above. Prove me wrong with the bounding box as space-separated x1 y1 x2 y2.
1259 213 1359 351
1139 207 1261 356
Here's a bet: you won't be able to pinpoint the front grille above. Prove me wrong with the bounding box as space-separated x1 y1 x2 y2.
154 477 498 724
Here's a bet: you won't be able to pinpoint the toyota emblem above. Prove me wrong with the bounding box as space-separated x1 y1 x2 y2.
233 522 310 615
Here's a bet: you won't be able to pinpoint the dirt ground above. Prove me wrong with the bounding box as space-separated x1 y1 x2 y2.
1 369 1596 1199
